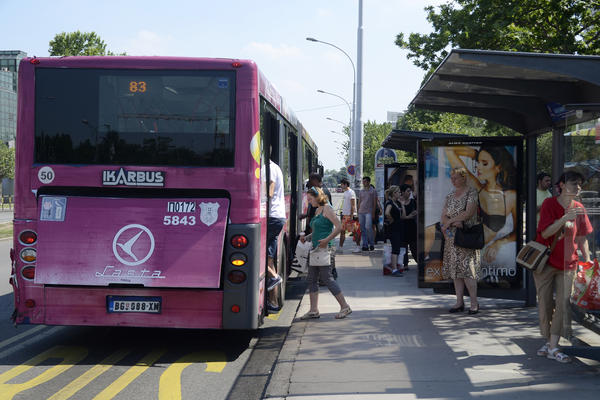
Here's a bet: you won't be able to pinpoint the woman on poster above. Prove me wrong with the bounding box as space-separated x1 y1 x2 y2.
445 145 518 282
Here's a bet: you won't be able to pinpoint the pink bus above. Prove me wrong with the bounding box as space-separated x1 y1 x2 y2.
9 56 319 329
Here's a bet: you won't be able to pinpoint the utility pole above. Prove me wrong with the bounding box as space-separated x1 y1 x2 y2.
353 0 364 188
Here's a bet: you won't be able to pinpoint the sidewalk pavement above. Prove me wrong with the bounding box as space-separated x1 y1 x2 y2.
265 245 600 399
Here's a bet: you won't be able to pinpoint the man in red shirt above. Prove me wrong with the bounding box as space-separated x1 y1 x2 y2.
534 171 593 363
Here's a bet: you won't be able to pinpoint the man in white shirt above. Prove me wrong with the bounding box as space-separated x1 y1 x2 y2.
338 178 359 253
536 172 552 224
265 160 287 312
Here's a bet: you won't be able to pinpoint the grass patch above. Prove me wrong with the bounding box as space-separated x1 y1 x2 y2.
0 222 13 239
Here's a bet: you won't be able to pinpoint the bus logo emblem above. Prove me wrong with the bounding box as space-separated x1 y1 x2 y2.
112 224 155 266
102 168 165 187
200 202 220 226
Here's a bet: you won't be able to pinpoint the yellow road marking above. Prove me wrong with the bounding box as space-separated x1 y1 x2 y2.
158 351 227 400
0 325 46 351
0 345 88 400
266 309 281 321
47 348 131 400
92 348 166 400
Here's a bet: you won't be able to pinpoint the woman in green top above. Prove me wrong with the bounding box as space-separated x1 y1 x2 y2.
299 187 352 319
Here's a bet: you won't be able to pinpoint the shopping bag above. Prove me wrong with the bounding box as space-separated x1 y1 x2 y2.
383 243 392 266
571 259 600 310
294 240 312 273
295 239 311 260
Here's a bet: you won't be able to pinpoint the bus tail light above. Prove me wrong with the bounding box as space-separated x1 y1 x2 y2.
231 235 248 249
227 270 247 284
30 58 40 65
232 62 242 68
230 253 247 266
20 248 37 263
25 299 36 308
21 266 35 280
19 230 37 245
231 305 240 313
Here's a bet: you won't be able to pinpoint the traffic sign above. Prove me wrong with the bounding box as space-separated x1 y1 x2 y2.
347 165 355 176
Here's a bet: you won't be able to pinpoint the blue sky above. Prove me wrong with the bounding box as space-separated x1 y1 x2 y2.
1 0 444 170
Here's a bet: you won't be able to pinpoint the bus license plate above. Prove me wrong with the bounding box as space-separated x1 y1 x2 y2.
107 296 161 313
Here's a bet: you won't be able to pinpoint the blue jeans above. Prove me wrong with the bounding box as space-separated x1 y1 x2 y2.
267 217 286 258
358 213 374 247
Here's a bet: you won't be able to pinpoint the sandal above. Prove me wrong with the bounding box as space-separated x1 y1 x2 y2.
547 347 572 363
537 342 551 357
300 311 320 320
335 307 352 319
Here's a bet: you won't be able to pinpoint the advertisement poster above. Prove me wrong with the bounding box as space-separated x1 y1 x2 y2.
418 138 523 289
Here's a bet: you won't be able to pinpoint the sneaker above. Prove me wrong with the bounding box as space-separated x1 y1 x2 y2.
267 275 283 291
267 302 281 312
391 269 404 277
369 245 374 251
352 246 362 253
361 246 369 252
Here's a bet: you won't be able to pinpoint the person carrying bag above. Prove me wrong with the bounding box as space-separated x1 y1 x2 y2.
300 187 352 320
533 171 593 364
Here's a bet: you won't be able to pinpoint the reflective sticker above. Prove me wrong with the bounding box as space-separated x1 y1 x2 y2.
217 78 229 89
40 196 67 222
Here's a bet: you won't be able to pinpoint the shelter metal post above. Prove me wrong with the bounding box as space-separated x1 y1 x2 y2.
551 127 565 190
525 135 538 306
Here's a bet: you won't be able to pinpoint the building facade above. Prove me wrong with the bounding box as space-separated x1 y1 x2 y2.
0 50 27 143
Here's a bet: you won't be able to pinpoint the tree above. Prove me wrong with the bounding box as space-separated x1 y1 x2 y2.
396 0 600 72
49 31 125 56
394 1 600 139
0 143 15 180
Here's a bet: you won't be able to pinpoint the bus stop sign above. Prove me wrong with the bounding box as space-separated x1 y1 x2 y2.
347 165 355 176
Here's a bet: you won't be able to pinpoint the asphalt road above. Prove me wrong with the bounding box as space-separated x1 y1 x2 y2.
0 232 305 400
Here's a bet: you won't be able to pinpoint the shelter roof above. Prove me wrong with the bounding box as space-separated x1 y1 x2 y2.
409 49 600 136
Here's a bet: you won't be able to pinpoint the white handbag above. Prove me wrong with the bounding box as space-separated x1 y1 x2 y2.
309 247 331 267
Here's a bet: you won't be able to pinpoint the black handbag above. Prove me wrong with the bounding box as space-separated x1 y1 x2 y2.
454 223 485 249
453 191 484 249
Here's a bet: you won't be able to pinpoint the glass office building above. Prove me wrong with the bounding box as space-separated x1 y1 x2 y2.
0 50 27 143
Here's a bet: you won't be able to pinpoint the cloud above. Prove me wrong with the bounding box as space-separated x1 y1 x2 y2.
316 8 332 18
242 42 302 60
125 30 175 56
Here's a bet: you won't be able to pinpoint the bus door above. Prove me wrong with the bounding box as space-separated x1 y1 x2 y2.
287 128 298 247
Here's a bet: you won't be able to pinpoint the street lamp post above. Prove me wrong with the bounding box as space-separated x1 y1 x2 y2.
318 89 353 171
317 89 352 125
306 37 356 185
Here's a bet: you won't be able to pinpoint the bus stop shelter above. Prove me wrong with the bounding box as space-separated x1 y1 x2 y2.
396 48 600 360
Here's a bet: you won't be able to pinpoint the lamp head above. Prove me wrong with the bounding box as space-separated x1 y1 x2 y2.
306 37 318 42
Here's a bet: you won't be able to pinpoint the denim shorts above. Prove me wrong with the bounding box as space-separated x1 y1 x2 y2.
267 217 286 258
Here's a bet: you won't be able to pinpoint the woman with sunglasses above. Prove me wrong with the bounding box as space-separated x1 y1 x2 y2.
299 186 352 319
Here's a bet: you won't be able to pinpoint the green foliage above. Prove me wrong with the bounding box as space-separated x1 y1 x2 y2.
0 143 15 180
397 107 517 137
394 1 600 137
363 121 395 179
49 31 126 56
396 0 600 72
323 167 348 188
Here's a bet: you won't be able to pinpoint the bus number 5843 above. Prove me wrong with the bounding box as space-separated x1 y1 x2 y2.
163 216 196 226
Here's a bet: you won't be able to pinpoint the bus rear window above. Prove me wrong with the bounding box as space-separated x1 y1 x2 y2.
34 68 235 167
